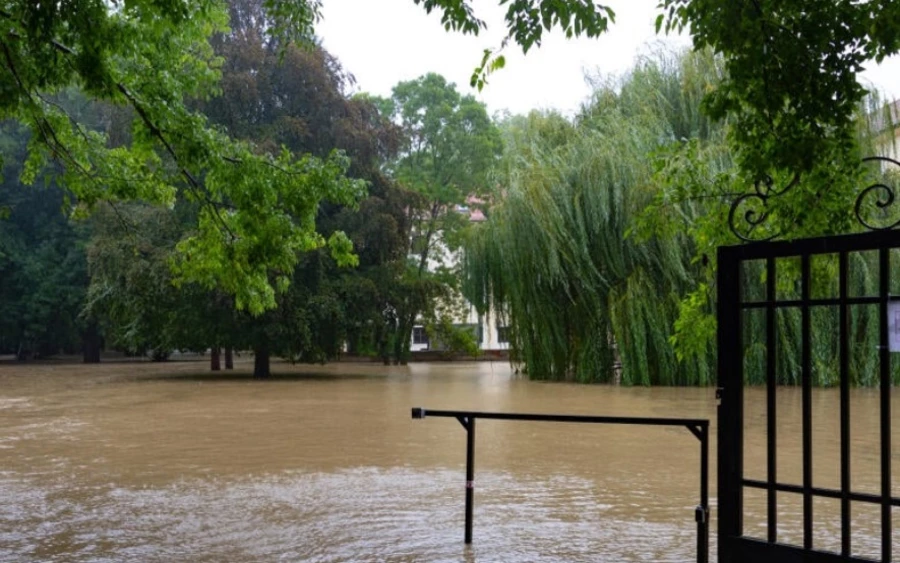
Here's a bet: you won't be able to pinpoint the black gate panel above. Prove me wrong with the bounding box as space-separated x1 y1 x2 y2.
718 229 900 563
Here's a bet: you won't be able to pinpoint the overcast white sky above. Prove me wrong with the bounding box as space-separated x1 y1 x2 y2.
317 0 900 117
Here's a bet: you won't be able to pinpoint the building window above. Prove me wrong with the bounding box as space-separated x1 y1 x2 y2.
412 326 429 345
497 326 510 343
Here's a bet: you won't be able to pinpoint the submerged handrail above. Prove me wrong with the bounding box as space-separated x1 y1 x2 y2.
411 407 710 563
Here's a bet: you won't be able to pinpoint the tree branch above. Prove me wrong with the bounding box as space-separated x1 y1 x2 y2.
1 9 238 242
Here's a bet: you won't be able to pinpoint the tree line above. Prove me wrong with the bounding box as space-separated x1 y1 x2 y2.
0 0 500 376
3 0 900 384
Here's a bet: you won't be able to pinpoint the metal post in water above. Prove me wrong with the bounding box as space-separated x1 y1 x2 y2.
697 424 709 563
464 416 475 544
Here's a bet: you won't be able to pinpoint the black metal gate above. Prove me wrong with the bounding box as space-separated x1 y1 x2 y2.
717 229 900 562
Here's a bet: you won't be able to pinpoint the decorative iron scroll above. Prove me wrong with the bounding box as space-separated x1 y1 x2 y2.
727 174 798 242
854 155 900 231
726 157 900 241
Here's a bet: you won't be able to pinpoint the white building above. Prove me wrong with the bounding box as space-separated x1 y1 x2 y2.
409 198 510 354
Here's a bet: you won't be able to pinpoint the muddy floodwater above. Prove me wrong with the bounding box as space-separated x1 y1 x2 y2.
0 359 898 562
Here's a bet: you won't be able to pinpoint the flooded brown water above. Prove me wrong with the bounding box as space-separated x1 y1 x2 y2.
0 359 896 562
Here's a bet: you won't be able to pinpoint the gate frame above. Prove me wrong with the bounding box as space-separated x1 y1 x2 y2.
717 228 900 563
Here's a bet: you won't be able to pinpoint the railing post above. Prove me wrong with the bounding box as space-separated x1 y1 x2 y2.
465 416 476 544
697 423 709 563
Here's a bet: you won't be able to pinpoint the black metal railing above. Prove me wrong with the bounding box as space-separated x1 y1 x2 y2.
411 407 710 563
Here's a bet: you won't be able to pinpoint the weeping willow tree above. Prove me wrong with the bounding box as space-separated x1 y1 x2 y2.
465 47 900 386
464 49 724 384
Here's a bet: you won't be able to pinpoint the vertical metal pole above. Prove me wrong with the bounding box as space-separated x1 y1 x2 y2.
465 417 476 544
696 424 709 563
801 254 813 550
717 246 743 563
839 251 851 557
879 248 892 562
766 256 778 544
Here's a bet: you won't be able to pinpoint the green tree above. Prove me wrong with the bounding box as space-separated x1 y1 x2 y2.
83 202 224 361
73 0 412 376
467 48 898 386
464 50 723 384
1 0 364 316
375 73 501 363
197 0 412 376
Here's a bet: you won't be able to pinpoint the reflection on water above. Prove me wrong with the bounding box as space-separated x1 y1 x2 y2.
0 360 894 561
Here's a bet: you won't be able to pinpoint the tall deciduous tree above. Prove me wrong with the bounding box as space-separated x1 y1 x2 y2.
84 197 249 365
197 0 411 376
375 73 501 363
466 48 899 386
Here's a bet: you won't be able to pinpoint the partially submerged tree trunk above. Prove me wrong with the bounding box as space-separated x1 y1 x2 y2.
253 344 270 379
224 348 234 370
82 322 101 364
393 314 413 365
210 347 221 371
150 349 170 362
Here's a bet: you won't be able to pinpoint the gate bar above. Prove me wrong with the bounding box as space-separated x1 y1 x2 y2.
766 256 778 544
840 250 851 557
801 254 813 550
411 407 710 563
879 247 892 562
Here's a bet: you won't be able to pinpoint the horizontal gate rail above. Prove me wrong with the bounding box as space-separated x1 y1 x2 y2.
717 229 900 260
743 479 900 507
411 407 710 563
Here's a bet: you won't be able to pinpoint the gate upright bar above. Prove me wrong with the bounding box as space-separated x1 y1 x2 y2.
411 407 710 563
801 253 813 550
879 247 892 562
717 243 743 563
766 255 777 545
839 250 851 557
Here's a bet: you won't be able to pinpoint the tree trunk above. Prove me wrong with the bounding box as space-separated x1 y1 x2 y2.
253 344 270 379
374 321 390 365
391 200 438 366
224 348 234 370
393 313 414 366
82 322 101 364
210 347 221 371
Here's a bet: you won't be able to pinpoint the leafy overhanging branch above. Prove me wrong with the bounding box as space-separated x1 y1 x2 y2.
410 0 615 90
0 1 365 314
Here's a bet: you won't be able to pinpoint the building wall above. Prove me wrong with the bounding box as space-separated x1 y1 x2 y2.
410 301 510 352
